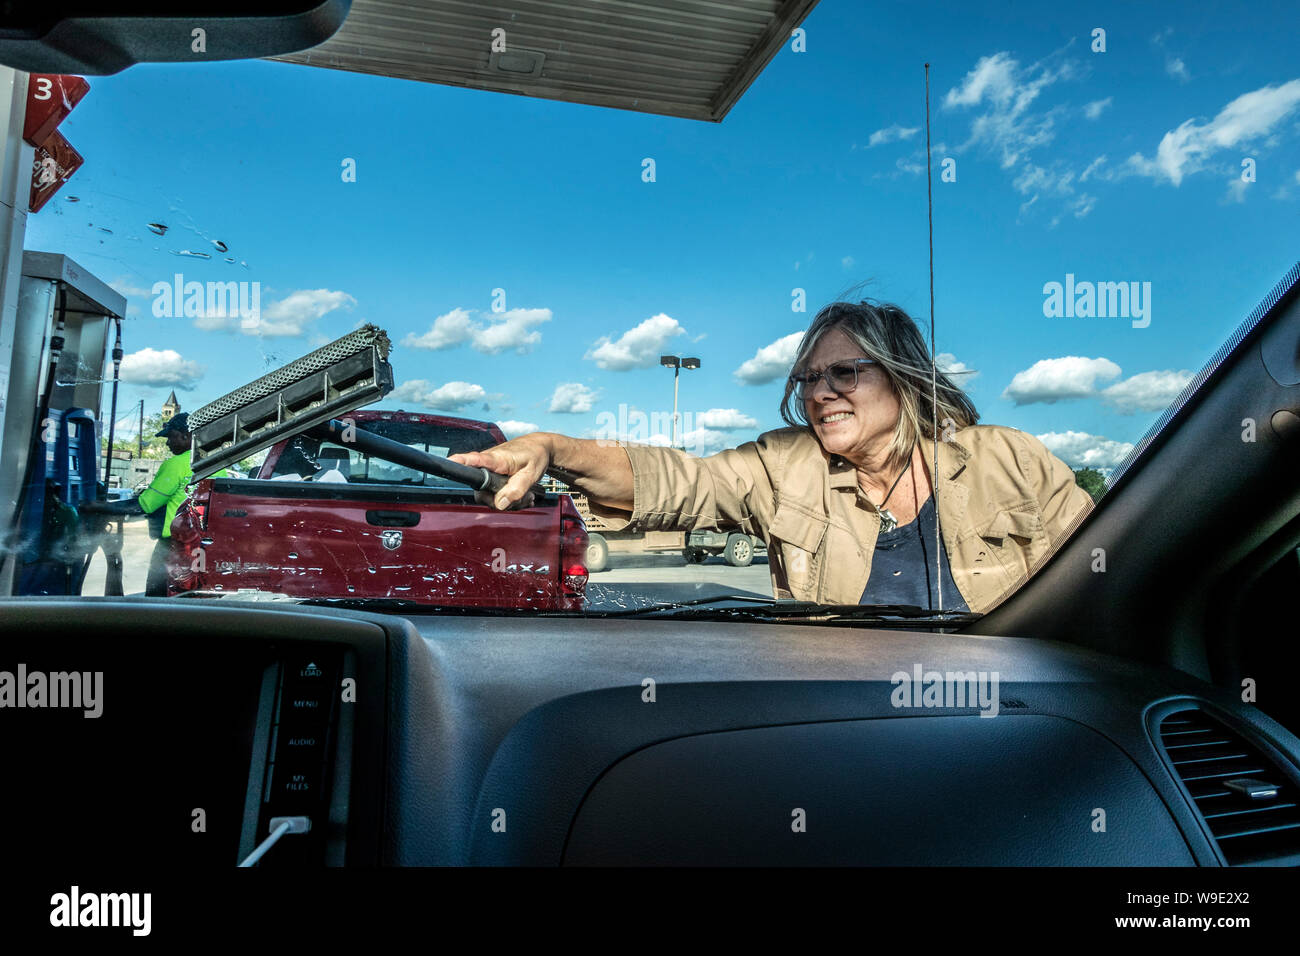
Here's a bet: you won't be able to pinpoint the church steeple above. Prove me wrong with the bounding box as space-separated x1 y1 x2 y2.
161 390 180 421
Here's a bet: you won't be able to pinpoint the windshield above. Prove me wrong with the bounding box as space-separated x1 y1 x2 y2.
8 2 1297 620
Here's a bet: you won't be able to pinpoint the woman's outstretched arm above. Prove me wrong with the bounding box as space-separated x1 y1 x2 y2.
448 433 634 512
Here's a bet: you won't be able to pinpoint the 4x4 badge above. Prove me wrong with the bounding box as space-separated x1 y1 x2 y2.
381 530 403 550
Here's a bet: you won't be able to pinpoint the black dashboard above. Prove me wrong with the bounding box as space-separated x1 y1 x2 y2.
3 597 1299 867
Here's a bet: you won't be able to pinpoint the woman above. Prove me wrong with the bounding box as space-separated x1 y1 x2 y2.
448 300 1094 613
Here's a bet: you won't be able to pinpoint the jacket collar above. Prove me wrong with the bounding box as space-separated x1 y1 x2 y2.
826 436 970 488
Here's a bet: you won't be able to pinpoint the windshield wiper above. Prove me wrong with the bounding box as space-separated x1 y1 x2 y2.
294 596 551 615
553 594 982 626
174 591 979 626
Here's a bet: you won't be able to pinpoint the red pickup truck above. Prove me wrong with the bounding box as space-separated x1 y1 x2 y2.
167 410 589 610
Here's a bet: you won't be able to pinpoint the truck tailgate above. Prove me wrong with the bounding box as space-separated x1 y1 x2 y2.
199 478 566 609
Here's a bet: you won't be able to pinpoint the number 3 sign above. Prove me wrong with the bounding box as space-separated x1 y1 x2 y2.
24 73 90 148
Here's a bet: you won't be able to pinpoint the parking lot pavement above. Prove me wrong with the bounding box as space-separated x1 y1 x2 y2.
80 527 774 610
584 552 773 610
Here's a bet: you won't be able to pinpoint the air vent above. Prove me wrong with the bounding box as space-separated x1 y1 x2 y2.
1159 709 1300 865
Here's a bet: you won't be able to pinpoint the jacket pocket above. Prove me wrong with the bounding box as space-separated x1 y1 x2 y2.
768 505 828 600
976 509 1048 576
977 509 1043 543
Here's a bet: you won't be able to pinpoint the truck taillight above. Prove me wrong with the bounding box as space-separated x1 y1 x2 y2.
559 513 589 601
166 483 212 593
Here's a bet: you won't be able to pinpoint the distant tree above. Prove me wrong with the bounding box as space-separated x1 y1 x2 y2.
1074 467 1107 503
101 412 170 459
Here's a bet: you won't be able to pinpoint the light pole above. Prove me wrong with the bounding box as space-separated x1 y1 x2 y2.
660 355 700 449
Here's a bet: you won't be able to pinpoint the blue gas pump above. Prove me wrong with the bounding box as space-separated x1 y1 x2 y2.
14 408 101 595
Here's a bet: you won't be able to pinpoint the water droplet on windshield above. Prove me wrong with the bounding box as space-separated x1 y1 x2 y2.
212 240 228 253
147 222 168 236
287 552 298 559
173 249 211 259
66 196 79 202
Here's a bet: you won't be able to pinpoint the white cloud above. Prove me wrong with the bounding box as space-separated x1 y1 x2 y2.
119 348 204 388
391 379 488 412
1100 369 1192 413
935 352 979 382
1013 163 1075 195
402 308 474 350
943 51 1077 169
472 307 551 354
1004 359 1190 413
191 287 355 337
585 313 685 370
1002 356 1121 405
1166 57 1190 83
402 306 551 355
1079 155 1109 182
1126 79 1300 186
944 52 1020 110
867 124 920 147
495 420 539 439
1070 193 1097 217
694 408 759 430
733 331 804 385
943 50 1095 220
549 382 600 414
1036 430 1135 470
258 289 355 336
1083 97 1112 120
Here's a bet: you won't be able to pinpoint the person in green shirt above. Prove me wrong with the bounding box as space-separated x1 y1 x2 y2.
138 413 198 595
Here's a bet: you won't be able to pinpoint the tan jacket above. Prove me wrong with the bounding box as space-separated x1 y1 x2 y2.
587 424 1094 613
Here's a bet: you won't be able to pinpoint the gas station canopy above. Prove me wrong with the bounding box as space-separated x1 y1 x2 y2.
271 0 821 121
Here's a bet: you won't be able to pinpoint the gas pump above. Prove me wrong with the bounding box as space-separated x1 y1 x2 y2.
0 251 127 595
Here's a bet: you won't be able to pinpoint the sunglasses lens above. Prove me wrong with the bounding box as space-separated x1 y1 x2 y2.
828 364 857 391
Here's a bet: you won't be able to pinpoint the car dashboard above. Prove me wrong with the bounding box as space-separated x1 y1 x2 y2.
3 598 1299 867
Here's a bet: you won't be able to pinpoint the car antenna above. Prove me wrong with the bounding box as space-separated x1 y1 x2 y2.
925 62 942 613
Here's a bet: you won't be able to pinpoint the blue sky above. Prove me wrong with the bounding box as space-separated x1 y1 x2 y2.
27 0 1300 472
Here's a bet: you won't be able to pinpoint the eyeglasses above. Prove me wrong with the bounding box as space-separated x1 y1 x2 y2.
789 358 878 398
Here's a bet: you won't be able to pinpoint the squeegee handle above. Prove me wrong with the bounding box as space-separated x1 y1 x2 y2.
311 420 515 498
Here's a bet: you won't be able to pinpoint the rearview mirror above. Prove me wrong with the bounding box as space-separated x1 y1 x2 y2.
0 1 351 74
